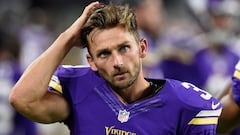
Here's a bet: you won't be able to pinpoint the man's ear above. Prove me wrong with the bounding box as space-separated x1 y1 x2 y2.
86 54 98 71
139 38 148 58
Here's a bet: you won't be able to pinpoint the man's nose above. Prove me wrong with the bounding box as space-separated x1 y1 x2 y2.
112 53 123 67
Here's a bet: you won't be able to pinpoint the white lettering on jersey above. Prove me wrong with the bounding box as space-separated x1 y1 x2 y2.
181 82 212 100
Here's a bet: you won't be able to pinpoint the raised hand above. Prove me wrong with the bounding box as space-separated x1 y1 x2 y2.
65 1 100 47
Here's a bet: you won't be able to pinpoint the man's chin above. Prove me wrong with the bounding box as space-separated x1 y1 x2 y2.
111 81 130 90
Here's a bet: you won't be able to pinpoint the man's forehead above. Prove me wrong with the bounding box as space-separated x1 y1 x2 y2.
87 27 135 48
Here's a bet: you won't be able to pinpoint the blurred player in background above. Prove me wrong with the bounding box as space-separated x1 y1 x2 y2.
191 0 240 98
182 1 240 115
0 29 37 135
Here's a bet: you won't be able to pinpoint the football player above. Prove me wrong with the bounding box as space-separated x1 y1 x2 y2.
9 2 222 134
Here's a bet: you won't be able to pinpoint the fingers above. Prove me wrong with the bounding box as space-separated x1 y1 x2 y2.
64 1 100 47
69 1 100 32
82 1 100 18
75 1 100 26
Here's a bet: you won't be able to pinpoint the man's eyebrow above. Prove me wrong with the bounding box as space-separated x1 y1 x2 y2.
117 41 131 47
95 40 131 53
97 48 109 54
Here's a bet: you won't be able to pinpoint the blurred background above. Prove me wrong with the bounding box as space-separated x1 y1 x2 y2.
1 0 240 134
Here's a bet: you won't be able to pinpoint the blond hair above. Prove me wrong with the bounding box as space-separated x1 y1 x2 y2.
80 4 140 49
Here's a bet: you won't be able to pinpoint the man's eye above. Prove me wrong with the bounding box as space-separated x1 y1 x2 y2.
99 52 109 58
120 46 129 52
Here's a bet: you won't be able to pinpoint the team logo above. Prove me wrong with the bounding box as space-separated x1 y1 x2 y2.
118 109 130 123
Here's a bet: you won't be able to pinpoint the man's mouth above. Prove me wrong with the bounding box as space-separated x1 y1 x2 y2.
114 72 127 78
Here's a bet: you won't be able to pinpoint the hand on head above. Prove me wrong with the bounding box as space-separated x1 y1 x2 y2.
65 1 100 47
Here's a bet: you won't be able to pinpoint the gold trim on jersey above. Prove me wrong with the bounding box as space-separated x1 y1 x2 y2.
188 117 218 125
188 108 222 125
49 81 63 94
234 70 240 79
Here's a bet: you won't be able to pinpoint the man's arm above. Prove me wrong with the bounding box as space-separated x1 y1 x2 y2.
217 90 240 133
9 1 100 124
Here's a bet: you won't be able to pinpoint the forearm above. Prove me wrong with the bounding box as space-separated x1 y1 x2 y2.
217 93 240 133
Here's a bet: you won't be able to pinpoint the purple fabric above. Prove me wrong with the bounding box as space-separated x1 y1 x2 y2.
51 66 222 135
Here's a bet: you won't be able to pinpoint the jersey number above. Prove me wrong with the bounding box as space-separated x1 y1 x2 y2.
181 82 212 100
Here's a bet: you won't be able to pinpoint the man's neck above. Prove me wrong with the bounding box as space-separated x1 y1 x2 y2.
111 79 151 104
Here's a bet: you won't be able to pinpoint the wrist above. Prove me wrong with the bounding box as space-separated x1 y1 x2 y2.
62 28 84 48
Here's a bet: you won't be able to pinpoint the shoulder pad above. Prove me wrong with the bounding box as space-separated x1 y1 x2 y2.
170 80 222 111
55 65 92 78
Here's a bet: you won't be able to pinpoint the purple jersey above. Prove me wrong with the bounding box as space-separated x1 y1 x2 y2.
49 65 222 135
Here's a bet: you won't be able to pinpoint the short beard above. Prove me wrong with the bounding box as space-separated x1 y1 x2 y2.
108 76 135 91
107 65 140 92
